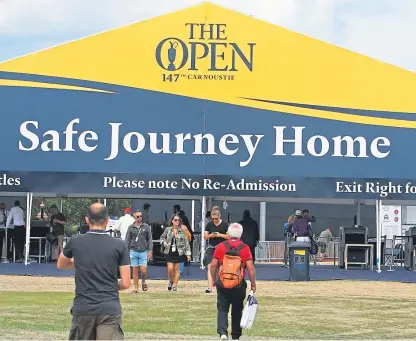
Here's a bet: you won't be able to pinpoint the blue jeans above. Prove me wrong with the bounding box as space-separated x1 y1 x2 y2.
179 262 184 273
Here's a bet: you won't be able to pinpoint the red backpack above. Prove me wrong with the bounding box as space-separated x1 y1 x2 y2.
218 241 246 289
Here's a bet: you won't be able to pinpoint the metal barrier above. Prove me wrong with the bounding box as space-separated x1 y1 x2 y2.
384 236 407 269
29 237 50 263
256 241 285 262
25 236 340 265
327 239 340 262
255 240 340 263
192 237 201 263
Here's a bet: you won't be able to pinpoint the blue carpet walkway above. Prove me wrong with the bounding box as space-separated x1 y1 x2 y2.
1 263 416 283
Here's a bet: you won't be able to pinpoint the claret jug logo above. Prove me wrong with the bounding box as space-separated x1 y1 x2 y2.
155 23 256 83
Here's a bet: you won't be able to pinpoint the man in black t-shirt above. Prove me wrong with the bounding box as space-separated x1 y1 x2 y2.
57 203 131 340
203 207 228 293
49 204 67 261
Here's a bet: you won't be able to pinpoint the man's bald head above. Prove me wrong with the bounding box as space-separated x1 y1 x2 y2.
86 203 108 229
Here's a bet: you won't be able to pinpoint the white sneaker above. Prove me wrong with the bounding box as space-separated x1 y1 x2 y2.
220 335 228 340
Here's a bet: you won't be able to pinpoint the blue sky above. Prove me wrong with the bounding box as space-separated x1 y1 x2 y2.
0 0 416 71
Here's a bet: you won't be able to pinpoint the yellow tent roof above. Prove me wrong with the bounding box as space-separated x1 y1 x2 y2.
1 3 416 128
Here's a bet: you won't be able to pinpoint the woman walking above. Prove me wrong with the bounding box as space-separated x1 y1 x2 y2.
160 214 192 291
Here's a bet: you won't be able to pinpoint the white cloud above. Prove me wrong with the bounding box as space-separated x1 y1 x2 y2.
338 1 416 71
0 0 416 71
0 0 346 37
0 0 196 36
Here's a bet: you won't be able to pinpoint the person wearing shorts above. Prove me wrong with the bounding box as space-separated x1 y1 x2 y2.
125 211 153 293
57 203 131 340
130 250 148 267
318 228 333 262
203 207 228 293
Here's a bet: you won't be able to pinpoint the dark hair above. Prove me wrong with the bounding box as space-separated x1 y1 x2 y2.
87 204 108 225
174 204 181 211
169 214 182 226
243 209 251 218
14 200 20 207
302 209 310 214
206 211 211 218
49 204 58 210
143 203 151 210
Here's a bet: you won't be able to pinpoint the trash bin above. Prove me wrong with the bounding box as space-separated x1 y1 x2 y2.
289 241 310 281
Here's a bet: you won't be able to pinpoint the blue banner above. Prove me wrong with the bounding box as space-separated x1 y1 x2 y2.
1 171 416 199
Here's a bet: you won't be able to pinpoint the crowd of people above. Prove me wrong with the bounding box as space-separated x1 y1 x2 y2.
283 209 334 266
57 202 257 340
1 198 335 340
0 201 68 263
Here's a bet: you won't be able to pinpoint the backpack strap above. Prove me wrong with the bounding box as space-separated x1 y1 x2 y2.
235 243 246 252
223 240 231 250
223 241 246 252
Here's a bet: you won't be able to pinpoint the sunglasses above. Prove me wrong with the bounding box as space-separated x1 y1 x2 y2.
173 218 180 222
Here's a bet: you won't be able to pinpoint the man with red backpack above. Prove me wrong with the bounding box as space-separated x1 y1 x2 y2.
210 222 257 341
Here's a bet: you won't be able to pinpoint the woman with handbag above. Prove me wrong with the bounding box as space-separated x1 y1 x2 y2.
160 214 191 292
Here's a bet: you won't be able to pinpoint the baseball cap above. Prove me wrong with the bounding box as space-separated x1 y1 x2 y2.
124 207 131 213
295 210 302 215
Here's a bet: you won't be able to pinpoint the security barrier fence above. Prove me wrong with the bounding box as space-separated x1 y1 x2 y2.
191 238 340 264
25 233 339 264
254 240 340 262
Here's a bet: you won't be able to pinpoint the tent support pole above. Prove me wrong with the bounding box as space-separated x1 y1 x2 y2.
200 196 207 269
356 200 361 225
59 196 63 212
191 200 195 231
103 198 107 207
260 202 266 241
376 200 382 273
24 192 33 266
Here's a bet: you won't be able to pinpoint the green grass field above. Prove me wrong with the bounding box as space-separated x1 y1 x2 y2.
1 276 416 340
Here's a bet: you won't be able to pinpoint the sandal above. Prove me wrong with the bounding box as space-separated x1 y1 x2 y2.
131 290 138 294
142 283 148 292
173 287 177 292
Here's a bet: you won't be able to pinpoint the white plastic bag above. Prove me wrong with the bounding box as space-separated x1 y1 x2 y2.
240 290 258 329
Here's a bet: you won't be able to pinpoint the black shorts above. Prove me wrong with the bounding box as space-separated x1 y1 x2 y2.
203 247 216 267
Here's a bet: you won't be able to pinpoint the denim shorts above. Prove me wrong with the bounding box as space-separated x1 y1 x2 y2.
130 250 148 267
